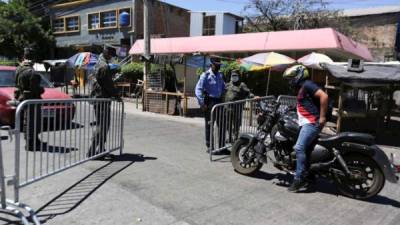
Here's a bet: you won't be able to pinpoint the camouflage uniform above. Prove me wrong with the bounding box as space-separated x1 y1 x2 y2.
88 54 119 157
224 81 253 142
15 61 45 150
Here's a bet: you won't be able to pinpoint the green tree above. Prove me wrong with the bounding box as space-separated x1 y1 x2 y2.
0 0 54 60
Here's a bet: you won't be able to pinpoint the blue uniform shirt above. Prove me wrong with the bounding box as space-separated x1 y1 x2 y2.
195 68 225 106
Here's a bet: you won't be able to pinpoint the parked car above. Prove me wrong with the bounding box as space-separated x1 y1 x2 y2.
0 65 75 127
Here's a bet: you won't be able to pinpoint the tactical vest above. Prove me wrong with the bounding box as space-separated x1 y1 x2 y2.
15 66 43 101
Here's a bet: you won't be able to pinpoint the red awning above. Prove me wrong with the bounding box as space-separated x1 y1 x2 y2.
129 28 373 61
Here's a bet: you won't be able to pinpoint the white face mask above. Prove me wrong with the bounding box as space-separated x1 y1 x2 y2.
231 76 239 82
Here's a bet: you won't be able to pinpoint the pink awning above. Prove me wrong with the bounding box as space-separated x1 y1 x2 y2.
129 28 373 61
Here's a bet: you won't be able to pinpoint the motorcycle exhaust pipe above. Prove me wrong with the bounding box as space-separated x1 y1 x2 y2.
309 159 336 172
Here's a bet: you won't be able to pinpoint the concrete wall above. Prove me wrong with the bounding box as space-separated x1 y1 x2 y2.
190 12 203 36
349 12 400 61
222 14 237 35
215 13 224 35
134 0 190 39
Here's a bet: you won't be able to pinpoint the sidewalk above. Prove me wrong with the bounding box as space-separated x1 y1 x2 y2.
124 101 204 126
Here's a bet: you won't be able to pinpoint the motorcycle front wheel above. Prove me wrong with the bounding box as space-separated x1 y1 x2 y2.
231 138 263 175
334 154 385 200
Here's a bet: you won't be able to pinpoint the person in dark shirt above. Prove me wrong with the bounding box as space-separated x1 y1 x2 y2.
87 47 120 158
224 70 254 142
14 48 45 151
283 65 328 192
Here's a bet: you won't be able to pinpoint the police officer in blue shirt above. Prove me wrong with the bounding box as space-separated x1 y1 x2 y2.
195 58 226 154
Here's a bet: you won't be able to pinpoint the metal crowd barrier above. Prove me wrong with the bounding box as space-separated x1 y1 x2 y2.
209 95 297 161
277 95 297 108
0 98 124 224
209 96 276 161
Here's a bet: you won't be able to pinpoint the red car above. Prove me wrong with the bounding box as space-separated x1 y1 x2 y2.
0 65 75 126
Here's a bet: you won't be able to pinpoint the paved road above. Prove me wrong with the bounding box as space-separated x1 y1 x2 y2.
1 102 400 225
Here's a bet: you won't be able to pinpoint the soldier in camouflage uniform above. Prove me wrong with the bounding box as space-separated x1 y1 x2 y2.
224 71 254 142
14 48 45 151
87 47 120 158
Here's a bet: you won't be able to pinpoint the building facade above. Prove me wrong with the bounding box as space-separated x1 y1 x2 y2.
345 6 400 61
49 0 190 58
190 12 243 36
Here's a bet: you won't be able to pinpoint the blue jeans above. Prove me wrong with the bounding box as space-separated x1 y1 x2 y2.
294 123 321 180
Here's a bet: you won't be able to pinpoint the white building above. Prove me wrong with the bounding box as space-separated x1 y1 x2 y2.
189 11 243 36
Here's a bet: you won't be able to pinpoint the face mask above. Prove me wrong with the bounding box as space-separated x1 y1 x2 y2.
231 76 239 82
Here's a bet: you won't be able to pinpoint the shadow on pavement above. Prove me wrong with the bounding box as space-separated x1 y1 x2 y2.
249 170 400 207
250 170 293 186
28 153 156 224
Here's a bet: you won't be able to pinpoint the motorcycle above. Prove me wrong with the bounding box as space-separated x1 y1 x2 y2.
230 100 398 199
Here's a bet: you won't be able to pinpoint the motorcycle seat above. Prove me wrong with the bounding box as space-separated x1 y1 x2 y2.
318 132 375 147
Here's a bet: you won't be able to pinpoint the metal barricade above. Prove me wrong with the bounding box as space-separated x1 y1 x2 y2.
0 98 124 224
209 96 276 161
277 95 297 108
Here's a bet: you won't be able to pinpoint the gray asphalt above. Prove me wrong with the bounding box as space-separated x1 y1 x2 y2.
1 102 400 225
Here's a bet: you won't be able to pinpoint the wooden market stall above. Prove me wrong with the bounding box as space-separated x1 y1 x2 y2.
129 28 373 116
323 63 400 135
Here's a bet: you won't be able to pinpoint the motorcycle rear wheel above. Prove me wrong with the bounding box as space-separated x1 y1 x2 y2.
231 138 263 175
334 154 385 200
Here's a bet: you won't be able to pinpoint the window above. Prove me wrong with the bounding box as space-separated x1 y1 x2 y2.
101 10 117 28
203 15 216 36
53 18 65 33
88 8 130 30
52 16 80 33
88 13 100 29
66 16 79 32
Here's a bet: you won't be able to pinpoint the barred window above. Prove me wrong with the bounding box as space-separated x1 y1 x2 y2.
88 13 100 29
101 11 117 28
66 16 79 31
203 15 216 36
53 18 64 33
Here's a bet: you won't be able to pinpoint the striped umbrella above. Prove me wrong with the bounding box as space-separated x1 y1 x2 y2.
240 52 296 95
297 52 333 70
67 52 98 69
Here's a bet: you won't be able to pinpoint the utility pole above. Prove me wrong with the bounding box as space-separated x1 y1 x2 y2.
143 0 150 88
142 0 151 111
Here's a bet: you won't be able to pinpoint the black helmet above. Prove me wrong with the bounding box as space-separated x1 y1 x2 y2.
283 65 310 87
